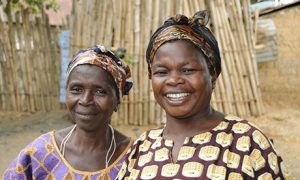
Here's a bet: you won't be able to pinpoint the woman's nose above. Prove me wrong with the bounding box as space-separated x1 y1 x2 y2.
166 71 184 86
79 90 94 105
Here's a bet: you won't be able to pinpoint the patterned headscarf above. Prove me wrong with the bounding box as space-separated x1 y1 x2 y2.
67 45 132 96
146 10 221 79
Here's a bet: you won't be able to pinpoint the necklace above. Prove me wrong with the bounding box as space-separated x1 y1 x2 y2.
59 124 116 168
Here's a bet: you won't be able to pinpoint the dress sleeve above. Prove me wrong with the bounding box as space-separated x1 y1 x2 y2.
2 142 35 180
249 128 294 179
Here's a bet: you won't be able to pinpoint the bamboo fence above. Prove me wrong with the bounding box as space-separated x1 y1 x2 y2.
0 8 62 112
0 0 264 126
70 0 264 126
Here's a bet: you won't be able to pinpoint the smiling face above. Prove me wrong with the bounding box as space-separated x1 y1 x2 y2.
151 40 214 120
65 65 118 131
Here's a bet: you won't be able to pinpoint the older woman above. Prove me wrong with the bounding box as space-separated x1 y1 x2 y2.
117 11 292 179
4 45 133 179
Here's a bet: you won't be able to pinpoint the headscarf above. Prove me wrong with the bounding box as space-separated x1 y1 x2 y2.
146 10 221 79
67 45 133 96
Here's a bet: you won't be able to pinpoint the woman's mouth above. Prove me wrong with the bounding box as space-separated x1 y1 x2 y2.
75 112 97 119
165 92 191 102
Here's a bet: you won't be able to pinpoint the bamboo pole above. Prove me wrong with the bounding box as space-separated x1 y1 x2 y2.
104 2 114 47
14 12 26 111
148 0 160 125
42 13 52 111
23 10 35 112
140 0 147 125
210 2 234 114
121 0 129 125
43 10 55 111
232 0 259 115
0 20 4 110
211 0 247 115
99 0 107 44
243 0 264 115
89 0 98 46
126 0 135 125
35 18 46 110
70 0 79 53
141 0 152 125
227 0 252 115
7 9 20 111
133 0 141 125
0 17 8 110
113 0 122 125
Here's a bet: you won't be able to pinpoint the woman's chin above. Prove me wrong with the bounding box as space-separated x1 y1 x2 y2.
165 108 192 119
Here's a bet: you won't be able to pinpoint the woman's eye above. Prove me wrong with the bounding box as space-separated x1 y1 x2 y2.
94 88 106 95
70 86 82 93
182 68 196 74
153 70 167 76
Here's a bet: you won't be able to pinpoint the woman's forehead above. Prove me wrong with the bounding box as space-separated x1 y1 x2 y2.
156 40 202 55
153 41 206 64
69 65 112 82
72 64 103 73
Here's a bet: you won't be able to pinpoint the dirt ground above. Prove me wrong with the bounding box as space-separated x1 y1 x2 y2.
0 105 299 178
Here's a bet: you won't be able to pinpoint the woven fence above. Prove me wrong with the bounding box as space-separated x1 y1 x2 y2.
0 9 62 112
0 0 264 126
70 0 264 126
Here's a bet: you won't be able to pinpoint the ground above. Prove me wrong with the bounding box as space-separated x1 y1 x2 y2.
0 105 299 178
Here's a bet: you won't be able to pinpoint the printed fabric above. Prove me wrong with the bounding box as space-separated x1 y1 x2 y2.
117 115 293 179
3 132 132 180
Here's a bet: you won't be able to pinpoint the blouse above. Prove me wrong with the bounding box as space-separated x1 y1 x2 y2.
117 115 293 179
3 131 132 180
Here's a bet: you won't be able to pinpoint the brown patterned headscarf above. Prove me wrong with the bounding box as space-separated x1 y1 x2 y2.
146 10 221 79
67 45 132 96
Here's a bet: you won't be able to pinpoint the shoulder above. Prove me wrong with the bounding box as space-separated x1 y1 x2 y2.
17 132 54 158
133 126 164 144
113 128 132 157
224 114 264 134
3 132 54 179
124 126 164 157
20 132 54 155
223 114 272 148
223 115 293 178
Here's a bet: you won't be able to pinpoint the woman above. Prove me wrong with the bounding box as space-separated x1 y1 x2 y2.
117 11 292 179
4 45 133 179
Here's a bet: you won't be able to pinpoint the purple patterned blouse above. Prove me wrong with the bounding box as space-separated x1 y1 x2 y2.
3 131 131 180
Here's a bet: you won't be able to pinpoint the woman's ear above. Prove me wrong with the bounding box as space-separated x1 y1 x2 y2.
114 101 119 112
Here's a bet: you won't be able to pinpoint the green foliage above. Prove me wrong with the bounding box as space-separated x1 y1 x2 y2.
1 0 59 14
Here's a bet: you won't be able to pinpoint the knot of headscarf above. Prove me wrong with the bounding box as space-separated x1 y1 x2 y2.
146 10 221 79
67 45 133 96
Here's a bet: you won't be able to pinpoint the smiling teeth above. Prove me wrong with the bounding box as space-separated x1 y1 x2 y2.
166 93 190 98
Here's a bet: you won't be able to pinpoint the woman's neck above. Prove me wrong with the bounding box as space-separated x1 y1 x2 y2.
71 124 111 152
163 107 223 140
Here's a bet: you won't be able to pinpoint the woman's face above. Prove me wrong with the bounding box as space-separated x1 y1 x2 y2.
65 65 118 131
151 40 213 119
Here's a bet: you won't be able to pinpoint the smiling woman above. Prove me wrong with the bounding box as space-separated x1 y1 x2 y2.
66 65 118 132
151 41 213 119
3 45 133 179
117 11 293 179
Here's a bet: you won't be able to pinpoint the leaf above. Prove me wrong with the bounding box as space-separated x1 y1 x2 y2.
12 0 19 4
